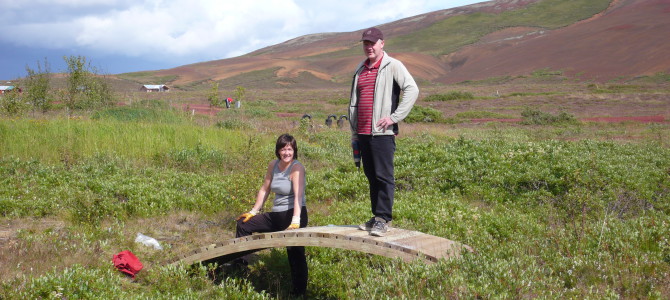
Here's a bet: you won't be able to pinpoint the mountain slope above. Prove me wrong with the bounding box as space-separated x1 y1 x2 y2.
439 0 670 83
121 0 670 89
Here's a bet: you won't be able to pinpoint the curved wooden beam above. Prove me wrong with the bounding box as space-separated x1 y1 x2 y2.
171 225 473 265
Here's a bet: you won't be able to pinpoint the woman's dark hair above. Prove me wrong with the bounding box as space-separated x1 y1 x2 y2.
275 133 298 160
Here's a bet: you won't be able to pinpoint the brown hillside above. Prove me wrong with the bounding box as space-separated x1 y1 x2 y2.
148 0 542 87
439 0 670 83
144 0 669 88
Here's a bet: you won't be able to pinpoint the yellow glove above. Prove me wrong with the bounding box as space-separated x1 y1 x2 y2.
286 216 300 230
236 210 258 222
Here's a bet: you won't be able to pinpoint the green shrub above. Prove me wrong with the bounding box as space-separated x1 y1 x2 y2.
531 68 563 77
404 105 443 123
520 107 578 125
0 90 29 116
424 91 475 101
215 119 254 130
248 99 277 107
245 107 272 118
588 84 646 94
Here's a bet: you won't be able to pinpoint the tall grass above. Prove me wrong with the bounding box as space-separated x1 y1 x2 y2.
0 118 249 164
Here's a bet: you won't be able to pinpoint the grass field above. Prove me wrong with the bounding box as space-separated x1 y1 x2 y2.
0 77 669 299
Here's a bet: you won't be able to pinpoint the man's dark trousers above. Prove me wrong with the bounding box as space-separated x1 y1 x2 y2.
358 134 395 222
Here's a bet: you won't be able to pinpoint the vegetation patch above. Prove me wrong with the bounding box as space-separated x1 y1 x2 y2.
215 119 255 130
404 105 443 123
1 50 669 298
504 91 561 97
630 72 670 84
117 71 178 85
531 68 564 78
455 111 515 119
327 98 349 105
520 107 578 125
588 83 648 94
390 0 611 55
424 91 475 101
1 127 668 298
91 104 184 124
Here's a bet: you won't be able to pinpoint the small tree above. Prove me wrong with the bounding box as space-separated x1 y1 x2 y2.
234 86 246 107
208 82 221 107
24 58 52 113
63 55 114 112
64 55 86 110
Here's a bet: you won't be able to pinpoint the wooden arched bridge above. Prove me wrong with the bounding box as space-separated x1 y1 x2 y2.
172 225 473 265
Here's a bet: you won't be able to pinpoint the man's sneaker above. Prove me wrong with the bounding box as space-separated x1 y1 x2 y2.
358 217 375 231
370 217 389 237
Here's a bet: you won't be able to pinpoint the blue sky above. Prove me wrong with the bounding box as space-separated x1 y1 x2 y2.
0 0 485 80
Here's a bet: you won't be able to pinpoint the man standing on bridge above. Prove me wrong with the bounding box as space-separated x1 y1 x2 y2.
348 27 419 237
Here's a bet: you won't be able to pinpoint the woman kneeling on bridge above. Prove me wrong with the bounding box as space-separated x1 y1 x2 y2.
236 133 308 296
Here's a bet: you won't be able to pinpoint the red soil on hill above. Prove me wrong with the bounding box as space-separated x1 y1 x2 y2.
439 0 670 83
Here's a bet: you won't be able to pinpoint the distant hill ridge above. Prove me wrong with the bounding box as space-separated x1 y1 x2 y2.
119 0 670 89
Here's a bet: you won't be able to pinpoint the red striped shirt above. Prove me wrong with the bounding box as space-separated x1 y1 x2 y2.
356 57 382 135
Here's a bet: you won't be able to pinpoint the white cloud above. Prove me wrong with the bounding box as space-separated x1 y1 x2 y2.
0 0 485 63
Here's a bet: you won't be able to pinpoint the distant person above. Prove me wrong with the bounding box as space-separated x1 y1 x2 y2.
348 27 419 237
235 133 308 296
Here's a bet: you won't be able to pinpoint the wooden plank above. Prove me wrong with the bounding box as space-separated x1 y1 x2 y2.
171 225 472 265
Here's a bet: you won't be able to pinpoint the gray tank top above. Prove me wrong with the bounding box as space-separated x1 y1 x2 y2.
270 160 306 212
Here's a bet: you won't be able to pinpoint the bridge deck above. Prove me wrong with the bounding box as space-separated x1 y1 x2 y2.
172 225 473 265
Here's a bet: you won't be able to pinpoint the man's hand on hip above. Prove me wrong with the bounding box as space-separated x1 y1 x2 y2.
376 117 395 130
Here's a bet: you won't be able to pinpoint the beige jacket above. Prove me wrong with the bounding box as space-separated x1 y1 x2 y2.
348 52 419 137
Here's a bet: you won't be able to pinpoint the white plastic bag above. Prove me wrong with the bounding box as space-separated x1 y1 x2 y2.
135 233 163 250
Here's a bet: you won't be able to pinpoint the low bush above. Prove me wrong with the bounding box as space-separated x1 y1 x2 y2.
531 68 563 77
248 99 277 107
424 91 475 101
404 105 443 123
520 107 578 125
588 84 646 94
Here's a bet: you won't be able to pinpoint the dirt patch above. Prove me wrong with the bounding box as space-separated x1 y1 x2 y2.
275 112 302 118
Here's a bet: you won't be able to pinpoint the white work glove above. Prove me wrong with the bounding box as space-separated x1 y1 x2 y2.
286 216 300 230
